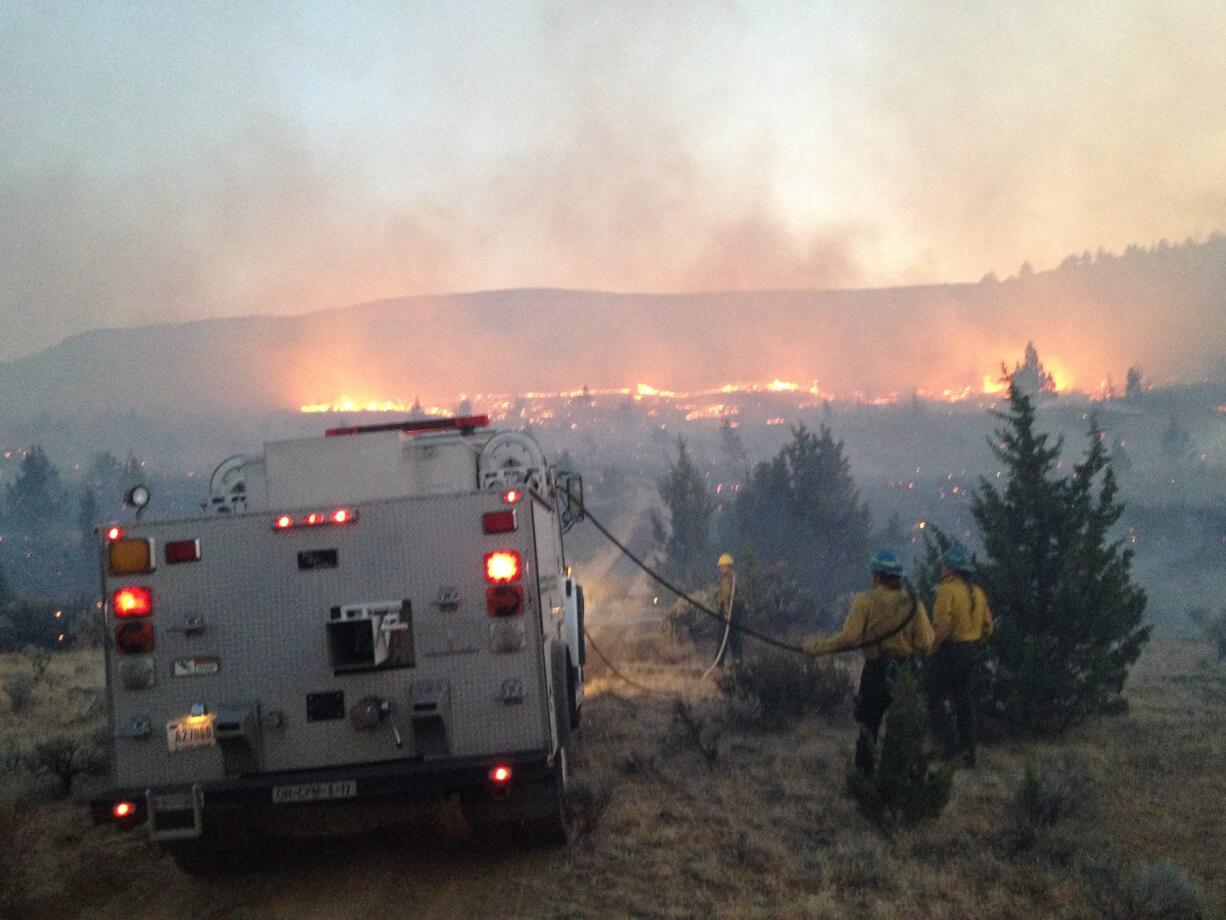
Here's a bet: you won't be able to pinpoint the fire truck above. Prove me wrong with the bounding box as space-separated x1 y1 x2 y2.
89 416 586 872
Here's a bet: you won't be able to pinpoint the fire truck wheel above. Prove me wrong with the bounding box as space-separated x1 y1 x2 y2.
567 655 581 731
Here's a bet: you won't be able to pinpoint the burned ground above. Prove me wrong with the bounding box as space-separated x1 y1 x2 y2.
1 629 1223 920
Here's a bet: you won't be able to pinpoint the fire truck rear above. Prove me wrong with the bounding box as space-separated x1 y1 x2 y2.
90 416 586 873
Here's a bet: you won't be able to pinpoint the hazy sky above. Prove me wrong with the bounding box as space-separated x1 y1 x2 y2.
2 0 1224 361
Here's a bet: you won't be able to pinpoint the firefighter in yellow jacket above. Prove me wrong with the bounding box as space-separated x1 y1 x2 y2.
713 553 743 666
804 548 934 773
927 545 992 766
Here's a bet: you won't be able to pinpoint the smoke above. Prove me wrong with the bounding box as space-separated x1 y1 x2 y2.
1 1 1224 369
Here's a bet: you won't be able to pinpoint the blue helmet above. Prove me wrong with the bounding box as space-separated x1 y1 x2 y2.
869 548 903 576
941 545 975 573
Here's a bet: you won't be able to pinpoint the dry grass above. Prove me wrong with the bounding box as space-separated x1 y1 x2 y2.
2 635 1223 919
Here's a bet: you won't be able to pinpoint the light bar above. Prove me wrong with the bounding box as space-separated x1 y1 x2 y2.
272 509 359 531
326 415 490 437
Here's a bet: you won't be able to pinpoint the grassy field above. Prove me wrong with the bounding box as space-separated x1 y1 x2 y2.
1 632 1223 919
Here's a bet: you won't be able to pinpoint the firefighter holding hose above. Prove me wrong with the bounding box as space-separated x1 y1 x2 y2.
712 553 743 667
804 549 933 773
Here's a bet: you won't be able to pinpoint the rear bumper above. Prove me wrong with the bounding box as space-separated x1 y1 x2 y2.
90 750 553 828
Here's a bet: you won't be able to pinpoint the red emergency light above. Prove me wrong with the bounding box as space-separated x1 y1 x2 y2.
488 765 512 784
112 586 152 618
484 551 521 583
105 525 123 542
501 489 522 504
272 509 358 531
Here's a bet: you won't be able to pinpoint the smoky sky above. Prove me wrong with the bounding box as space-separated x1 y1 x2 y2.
1 0 1225 363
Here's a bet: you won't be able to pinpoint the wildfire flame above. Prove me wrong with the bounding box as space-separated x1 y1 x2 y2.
299 364 1078 415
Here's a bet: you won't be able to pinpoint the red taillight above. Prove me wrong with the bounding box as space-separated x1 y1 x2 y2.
274 514 294 530
114 620 155 654
113 801 135 819
484 551 521 583
502 489 521 504
164 539 201 564
487 584 525 617
112 586 152 618
304 512 325 526
105 525 123 542
489 765 512 784
482 510 517 534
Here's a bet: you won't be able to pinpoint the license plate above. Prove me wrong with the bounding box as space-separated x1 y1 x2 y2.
166 716 216 752
271 780 358 805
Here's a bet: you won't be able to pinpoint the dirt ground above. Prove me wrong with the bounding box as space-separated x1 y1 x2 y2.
2 631 1223 920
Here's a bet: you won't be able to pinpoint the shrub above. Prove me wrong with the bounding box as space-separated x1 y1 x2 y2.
26 731 108 797
664 699 723 766
716 651 853 729
847 669 952 830
24 645 52 682
1084 856 1213 920
1002 755 1092 853
4 672 34 711
566 775 615 837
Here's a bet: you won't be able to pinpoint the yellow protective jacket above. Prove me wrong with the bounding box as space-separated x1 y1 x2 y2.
931 577 993 650
806 586 934 660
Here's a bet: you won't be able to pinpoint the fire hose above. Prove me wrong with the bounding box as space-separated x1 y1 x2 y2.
577 505 920 689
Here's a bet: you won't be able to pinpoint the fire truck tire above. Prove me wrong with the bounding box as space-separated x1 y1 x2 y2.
550 641 572 746
165 814 258 876
567 656 581 730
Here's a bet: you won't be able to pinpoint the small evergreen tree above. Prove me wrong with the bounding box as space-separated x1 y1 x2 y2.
731 425 870 606
0 557 11 607
847 669 952 829
1010 342 1056 400
1124 366 1144 401
4 446 65 530
973 385 1149 737
651 438 715 590
911 525 955 611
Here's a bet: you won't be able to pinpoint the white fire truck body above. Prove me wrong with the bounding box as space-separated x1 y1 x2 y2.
91 417 585 867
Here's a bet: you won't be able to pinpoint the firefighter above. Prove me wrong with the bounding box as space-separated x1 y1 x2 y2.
927 545 993 766
713 553 743 666
804 548 933 774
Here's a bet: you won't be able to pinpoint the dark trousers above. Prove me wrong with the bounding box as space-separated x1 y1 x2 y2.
854 656 901 773
927 641 979 761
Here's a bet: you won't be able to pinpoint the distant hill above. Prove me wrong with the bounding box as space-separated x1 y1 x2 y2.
1 236 1222 422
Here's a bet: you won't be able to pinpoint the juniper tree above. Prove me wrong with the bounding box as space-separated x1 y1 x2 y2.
651 438 714 590
973 385 1149 737
731 425 869 607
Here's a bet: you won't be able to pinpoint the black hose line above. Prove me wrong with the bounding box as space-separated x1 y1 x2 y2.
579 506 918 658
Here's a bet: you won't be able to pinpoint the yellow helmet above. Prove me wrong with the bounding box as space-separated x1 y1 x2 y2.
717 553 734 567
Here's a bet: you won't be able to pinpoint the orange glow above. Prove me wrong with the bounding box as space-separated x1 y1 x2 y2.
485 550 521 583
112 801 135 819
112 586 152 618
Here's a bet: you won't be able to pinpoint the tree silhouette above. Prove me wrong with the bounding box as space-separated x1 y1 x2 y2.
651 438 715 590
973 386 1149 736
4 446 65 531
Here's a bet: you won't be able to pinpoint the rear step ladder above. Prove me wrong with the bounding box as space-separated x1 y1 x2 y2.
146 784 204 841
